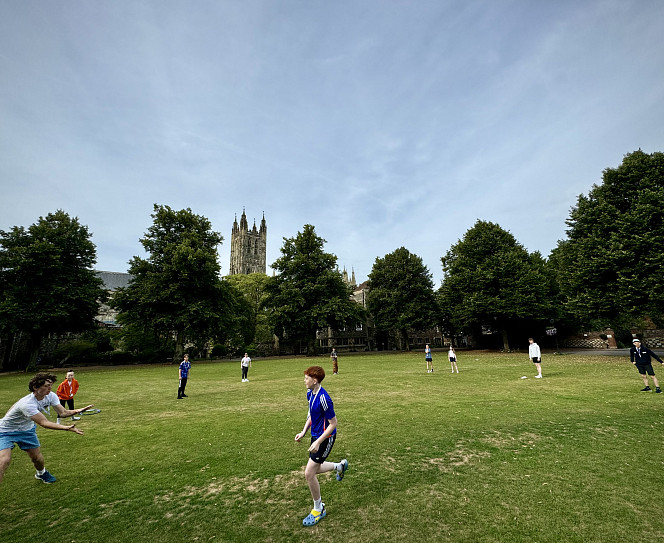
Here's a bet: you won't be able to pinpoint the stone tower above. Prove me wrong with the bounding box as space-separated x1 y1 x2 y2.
229 210 267 275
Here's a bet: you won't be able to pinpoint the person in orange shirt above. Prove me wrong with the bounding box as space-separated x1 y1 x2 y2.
56 371 80 424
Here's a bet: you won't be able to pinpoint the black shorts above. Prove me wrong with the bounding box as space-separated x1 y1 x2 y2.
636 364 655 376
449 357 456 362
531 357 541 364
309 435 335 464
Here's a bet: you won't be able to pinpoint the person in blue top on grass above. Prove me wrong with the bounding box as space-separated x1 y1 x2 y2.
425 344 433 373
177 354 191 399
294 366 348 527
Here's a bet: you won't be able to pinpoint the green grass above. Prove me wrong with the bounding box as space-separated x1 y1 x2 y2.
1 352 664 542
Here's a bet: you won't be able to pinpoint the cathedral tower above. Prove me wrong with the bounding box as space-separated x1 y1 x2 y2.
229 210 267 275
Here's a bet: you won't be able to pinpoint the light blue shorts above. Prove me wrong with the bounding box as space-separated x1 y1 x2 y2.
0 428 41 451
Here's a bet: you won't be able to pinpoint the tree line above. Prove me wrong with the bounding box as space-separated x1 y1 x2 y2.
1 150 662 370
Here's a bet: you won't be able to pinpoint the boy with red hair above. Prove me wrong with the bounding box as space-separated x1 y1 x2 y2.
294 366 348 526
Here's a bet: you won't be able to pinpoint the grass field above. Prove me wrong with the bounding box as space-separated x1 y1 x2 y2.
1 351 663 543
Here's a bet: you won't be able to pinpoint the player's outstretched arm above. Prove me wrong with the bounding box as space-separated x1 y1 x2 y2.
31 412 84 434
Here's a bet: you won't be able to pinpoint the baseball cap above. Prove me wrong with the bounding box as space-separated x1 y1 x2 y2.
632 338 641 343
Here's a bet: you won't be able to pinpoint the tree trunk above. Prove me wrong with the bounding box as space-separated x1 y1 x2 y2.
26 332 42 372
401 329 410 351
501 329 510 352
174 330 185 361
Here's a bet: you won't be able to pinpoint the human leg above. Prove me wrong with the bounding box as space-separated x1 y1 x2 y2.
535 362 542 377
0 447 12 485
26 446 45 472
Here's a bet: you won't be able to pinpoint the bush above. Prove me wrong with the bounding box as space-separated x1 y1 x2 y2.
96 351 136 365
211 344 227 357
52 340 97 367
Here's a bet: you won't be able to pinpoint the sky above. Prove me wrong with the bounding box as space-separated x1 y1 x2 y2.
1 1 663 285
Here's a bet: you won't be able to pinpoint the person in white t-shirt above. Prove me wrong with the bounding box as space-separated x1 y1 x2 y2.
0 373 94 485
241 353 252 382
448 346 459 373
528 338 543 378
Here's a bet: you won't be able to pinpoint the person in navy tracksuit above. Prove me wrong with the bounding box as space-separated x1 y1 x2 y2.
630 338 663 393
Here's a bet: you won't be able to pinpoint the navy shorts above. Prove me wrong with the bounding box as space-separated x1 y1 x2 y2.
309 435 335 464
636 364 655 376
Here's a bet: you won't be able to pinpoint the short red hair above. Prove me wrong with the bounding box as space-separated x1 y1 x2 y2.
304 366 325 383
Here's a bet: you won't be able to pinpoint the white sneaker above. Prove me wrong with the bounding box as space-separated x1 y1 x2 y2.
535 375 542 379
72 416 81 421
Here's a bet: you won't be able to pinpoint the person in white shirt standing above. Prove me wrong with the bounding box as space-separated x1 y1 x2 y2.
0 373 93 485
241 353 252 382
528 338 542 378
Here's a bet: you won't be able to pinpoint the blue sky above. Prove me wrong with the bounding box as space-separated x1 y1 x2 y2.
1 1 663 285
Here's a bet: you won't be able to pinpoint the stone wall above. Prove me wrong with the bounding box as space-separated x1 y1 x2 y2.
633 329 664 349
559 329 617 349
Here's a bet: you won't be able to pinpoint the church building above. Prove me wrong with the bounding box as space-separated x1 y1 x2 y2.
229 210 267 275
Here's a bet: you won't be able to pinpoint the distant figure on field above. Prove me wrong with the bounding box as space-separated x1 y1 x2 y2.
425 344 433 373
178 354 191 399
528 338 542 378
0 373 93 485
241 353 252 382
448 346 459 373
630 338 663 393
294 366 348 527
56 371 80 424
330 348 338 374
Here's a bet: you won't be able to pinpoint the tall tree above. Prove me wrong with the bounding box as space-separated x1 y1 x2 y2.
0 210 105 370
264 224 364 354
367 247 437 350
550 150 664 330
112 204 236 360
439 221 553 350
225 273 273 346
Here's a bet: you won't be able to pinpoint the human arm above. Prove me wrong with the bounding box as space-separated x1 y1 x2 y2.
294 416 312 442
53 403 94 418
307 416 337 453
31 412 84 435
648 348 664 364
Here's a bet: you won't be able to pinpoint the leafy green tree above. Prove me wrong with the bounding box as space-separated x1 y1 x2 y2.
112 204 238 360
367 247 437 350
550 150 664 330
439 221 554 350
225 273 273 346
264 224 364 354
0 210 105 370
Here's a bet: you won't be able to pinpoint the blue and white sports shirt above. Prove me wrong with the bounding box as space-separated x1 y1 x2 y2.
307 386 336 439
179 360 191 378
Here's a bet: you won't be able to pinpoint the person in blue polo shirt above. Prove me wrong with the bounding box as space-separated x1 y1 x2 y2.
177 354 191 399
294 366 348 527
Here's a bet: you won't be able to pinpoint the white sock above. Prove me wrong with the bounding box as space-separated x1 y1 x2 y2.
314 498 323 512
37 468 46 475
333 462 341 471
